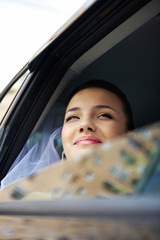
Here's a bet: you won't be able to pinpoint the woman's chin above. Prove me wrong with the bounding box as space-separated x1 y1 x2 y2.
69 144 97 160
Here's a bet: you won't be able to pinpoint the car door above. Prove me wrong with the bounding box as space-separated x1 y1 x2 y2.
1 0 157 182
0 0 160 239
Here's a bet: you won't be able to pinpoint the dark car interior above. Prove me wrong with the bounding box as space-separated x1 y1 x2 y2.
72 15 160 129
38 3 160 133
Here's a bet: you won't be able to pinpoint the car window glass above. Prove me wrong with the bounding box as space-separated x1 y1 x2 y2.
0 70 30 124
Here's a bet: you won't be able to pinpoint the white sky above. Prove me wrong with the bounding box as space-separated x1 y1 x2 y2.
0 0 87 92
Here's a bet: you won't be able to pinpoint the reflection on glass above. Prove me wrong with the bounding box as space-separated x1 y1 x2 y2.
0 70 30 123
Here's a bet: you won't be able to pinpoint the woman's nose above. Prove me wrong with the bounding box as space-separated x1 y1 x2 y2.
79 120 96 133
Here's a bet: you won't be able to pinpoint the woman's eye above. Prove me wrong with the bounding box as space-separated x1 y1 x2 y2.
98 113 113 119
65 115 79 122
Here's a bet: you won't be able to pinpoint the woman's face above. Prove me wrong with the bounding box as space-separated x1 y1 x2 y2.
62 87 127 160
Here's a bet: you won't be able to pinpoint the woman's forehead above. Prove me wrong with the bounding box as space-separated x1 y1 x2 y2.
66 87 123 110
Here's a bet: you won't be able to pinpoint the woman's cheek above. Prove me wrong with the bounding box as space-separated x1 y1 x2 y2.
62 125 73 147
110 123 125 136
102 122 122 138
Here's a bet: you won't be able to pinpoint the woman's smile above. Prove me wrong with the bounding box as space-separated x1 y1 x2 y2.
74 136 102 145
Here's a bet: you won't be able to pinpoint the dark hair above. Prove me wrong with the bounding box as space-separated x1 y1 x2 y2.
67 80 134 130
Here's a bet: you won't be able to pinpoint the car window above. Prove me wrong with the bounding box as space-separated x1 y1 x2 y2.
0 1 159 239
0 0 159 195
0 70 30 125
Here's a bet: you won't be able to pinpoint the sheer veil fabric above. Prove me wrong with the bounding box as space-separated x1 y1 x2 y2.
0 105 64 189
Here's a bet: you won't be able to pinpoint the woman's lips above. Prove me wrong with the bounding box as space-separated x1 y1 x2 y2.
74 136 102 145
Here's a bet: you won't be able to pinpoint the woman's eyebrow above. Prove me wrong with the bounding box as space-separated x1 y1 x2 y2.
66 105 117 113
66 107 80 113
95 105 116 112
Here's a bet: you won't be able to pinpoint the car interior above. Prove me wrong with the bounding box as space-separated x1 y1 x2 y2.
34 1 160 136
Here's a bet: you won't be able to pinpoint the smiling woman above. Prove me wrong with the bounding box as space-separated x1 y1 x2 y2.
0 79 133 188
62 80 133 159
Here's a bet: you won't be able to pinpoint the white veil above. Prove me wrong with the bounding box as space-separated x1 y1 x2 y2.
1 104 64 189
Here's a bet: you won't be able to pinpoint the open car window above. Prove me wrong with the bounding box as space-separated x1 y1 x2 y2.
0 0 159 196
0 0 160 240
1 0 159 193
0 1 160 238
